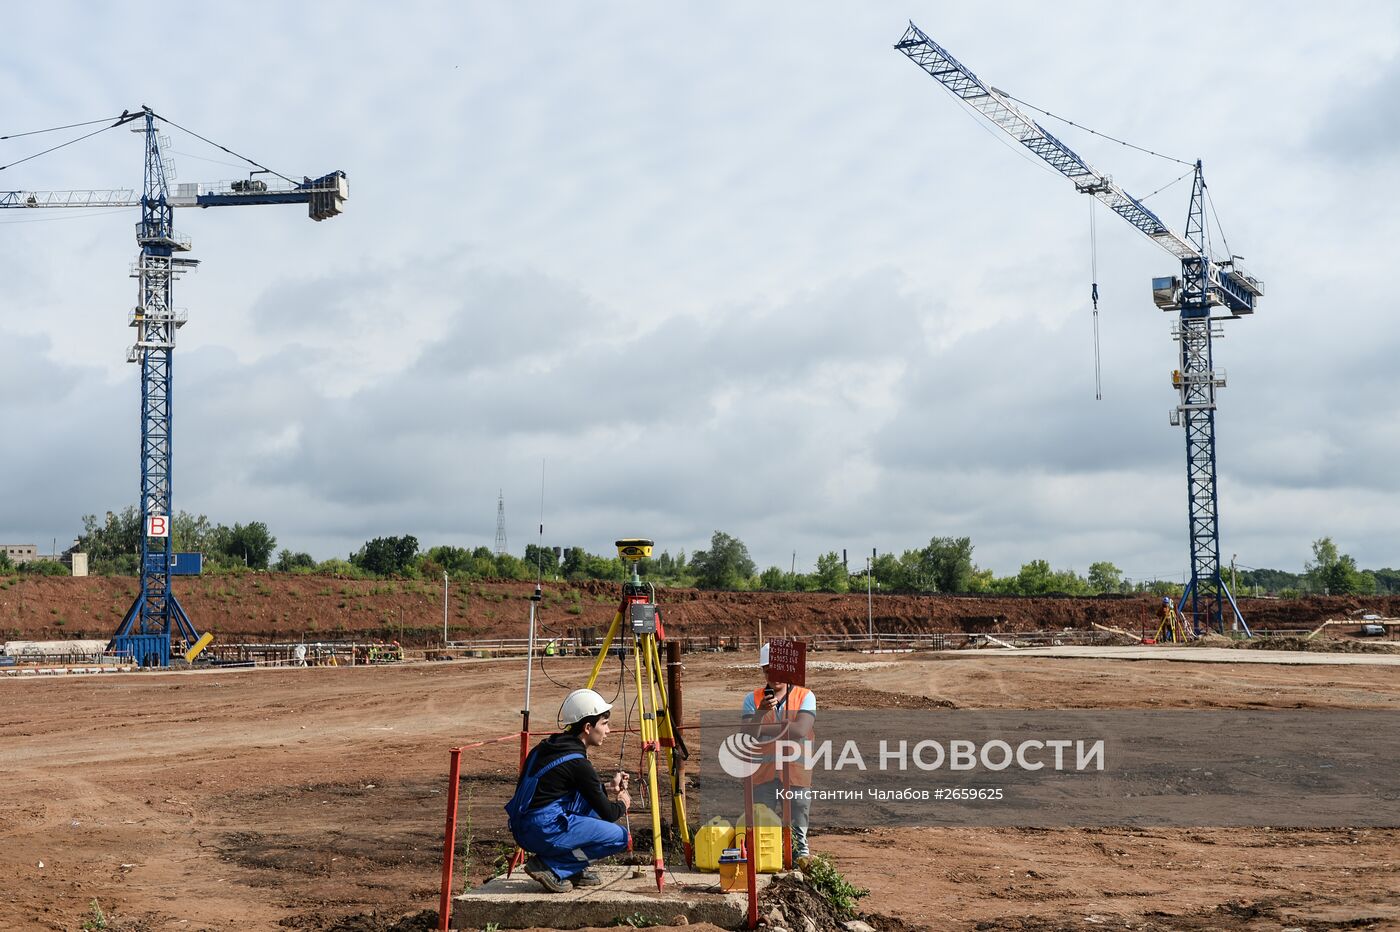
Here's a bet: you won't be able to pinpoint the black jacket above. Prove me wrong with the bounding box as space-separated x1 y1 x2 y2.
518 732 625 822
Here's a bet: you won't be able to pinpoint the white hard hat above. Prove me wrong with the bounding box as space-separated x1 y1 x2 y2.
559 688 613 727
758 642 770 667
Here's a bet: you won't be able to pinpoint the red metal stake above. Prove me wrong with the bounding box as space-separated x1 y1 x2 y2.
437 747 463 932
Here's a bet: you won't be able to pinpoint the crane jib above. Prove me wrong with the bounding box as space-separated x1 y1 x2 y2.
896 21 1260 316
1 172 346 220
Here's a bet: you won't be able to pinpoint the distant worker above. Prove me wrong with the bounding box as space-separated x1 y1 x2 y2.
505 688 631 892
742 642 817 862
1156 596 1186 643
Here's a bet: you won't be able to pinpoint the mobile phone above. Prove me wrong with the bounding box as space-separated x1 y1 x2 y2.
764 683 775 701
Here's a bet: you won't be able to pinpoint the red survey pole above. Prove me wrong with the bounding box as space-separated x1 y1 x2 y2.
744 773 758 930
506 717 530 879
780 764 792 870
437 747 463 932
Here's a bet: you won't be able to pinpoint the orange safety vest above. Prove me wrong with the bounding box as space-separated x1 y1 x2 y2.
748 684 815 787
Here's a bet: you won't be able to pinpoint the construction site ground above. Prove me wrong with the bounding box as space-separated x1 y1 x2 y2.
3 648 1398 931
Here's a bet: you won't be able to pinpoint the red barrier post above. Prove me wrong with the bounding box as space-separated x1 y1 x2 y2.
438 747 463 932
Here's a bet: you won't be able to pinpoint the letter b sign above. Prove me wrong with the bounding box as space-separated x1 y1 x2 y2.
146 514 169 538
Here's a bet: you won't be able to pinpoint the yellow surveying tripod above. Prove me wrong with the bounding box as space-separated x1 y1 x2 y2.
584 538 691 891
1154 598 1190 643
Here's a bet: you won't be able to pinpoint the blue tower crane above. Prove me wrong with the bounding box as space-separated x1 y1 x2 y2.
2 106 347 665
894 23 1262 635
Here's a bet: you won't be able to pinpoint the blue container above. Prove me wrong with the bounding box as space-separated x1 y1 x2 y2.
110 634 169 667
171 552 203 576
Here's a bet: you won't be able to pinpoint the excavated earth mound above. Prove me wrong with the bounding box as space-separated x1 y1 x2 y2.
2 575 1397 646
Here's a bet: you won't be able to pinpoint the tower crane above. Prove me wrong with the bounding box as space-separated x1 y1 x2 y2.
2 106 347 665
894 23 1261 635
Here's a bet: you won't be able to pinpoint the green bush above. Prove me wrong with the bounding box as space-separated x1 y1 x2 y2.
315 558 369 579
19 559 69 577
81 899 107 932
93 553 140 576
803 854 868 916
275 549 316 572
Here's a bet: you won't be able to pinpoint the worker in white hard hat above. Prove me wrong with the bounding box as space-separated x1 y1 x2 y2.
743 642 817 862
504 688 632 893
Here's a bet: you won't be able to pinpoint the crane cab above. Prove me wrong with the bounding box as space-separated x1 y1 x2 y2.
1152 276 1181 310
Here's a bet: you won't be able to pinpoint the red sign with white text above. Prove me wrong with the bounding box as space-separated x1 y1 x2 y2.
766 637 806 687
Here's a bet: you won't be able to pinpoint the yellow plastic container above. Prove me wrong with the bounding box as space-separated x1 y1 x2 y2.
694 817 735 872
735 803 784 873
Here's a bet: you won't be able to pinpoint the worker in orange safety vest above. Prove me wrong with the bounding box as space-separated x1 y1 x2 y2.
742 641 817 860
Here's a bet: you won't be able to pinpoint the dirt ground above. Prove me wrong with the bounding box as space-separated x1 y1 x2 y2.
2 650 1397 931
3 574 1399 646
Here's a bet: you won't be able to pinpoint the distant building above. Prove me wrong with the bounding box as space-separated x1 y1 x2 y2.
3 542 86 575
3 544 39 564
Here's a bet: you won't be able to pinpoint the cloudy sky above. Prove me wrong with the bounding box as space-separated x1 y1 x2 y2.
3 2 1398 580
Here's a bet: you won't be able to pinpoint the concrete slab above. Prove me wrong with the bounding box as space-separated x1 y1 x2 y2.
950 644 1400 666
450 865 766 929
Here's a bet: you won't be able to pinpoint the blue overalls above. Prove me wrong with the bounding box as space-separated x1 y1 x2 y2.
505 749 630 880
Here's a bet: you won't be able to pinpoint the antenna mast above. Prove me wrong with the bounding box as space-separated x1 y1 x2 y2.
495 490 508 557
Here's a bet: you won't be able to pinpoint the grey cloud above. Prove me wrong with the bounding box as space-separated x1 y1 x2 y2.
7 2 1400 577
1310 54 1400 165
1 328 132 542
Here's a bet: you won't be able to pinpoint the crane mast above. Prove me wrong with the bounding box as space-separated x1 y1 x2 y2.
2 106 346 664
895 22 1262 634
121 109 199 664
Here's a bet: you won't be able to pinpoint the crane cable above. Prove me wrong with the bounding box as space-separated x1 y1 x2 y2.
1 115 123 141
1090 200 1102 401
1 110 299 189
1204 186 1234 266
0 119 124 173
1003 92 1192 166
146 110 298 185
1138 166 1196 203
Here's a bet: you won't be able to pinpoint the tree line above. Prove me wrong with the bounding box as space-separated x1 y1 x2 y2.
75 507 278 574
15 511 1389 598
